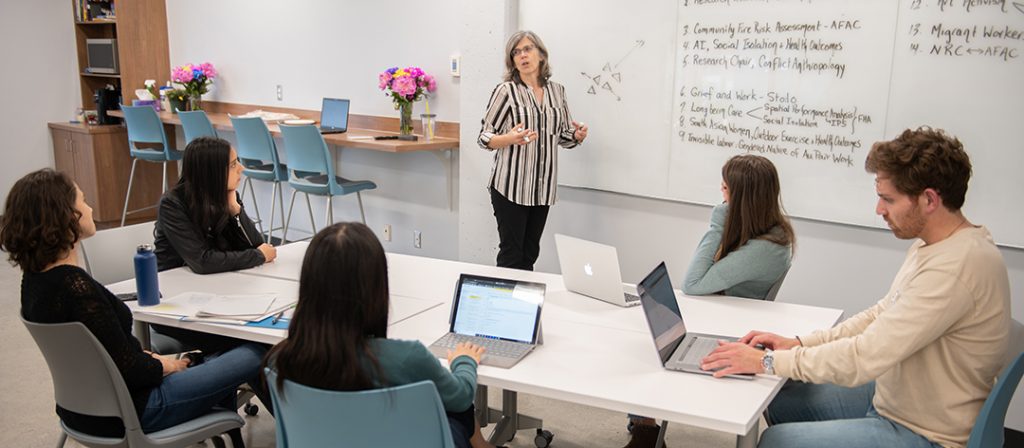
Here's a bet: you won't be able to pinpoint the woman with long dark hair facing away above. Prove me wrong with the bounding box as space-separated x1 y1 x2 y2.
478 30 589 271
154 136 276 275
265 222 500 448
681 154 795 299
2 169 264 437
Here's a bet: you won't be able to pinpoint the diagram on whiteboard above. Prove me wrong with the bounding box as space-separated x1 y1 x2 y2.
580 39 645 101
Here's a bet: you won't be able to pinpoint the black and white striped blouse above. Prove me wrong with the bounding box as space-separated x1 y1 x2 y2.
478 81 579 207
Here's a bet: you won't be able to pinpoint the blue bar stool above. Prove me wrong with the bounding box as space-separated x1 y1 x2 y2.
278 124 376 242
229 116 288 244
120 106 183 226
177 110 217 144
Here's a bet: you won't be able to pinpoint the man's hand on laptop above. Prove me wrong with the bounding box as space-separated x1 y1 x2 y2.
701 341 765 378
740 330 801 350
448 342 485 365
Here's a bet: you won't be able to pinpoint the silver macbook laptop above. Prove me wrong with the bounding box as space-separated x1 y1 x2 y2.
319 98 349 134
555 234 640 307
428 274 545 369
637 262 753 379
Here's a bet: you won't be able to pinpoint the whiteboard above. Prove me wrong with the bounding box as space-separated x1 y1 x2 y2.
522 0 1024 248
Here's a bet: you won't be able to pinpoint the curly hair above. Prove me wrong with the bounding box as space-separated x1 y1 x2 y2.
0 169 82 273
865 127 972 211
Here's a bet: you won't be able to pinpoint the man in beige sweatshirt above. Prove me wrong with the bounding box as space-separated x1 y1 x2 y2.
701 127 1011 448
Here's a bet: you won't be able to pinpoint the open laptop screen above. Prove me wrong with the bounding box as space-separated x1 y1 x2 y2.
320 98 349 130
637 262 687 364
450 274 544 344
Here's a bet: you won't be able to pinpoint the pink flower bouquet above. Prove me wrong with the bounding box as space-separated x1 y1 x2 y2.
171 62 217 110
378 66 437 107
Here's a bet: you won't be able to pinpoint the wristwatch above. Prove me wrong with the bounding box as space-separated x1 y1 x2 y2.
761 349 775 375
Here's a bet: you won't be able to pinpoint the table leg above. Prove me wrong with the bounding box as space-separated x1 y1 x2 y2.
485 389 544 445
736 420 759 448
134 320 151 351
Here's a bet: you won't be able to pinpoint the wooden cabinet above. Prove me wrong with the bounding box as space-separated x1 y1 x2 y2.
72 0 170 110
48 123 176 227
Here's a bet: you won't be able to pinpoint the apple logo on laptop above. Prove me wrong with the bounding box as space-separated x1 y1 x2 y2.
584 263 594 276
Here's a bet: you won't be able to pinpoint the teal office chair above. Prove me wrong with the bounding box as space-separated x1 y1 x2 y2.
230 116 289 243
968 351 1024 448
23 319 245 448
763 267 790 302
264 368 454 448
278 124 376 242
177 110 217 144
120 105 184 226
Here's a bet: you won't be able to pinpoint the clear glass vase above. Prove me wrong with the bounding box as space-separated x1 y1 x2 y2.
188 93 203 111
398 101 413 136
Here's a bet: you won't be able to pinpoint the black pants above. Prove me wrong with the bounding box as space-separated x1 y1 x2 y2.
446 404 477 448
490 188 550 271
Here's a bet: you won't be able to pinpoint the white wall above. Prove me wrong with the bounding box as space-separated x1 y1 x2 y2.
165 0 464 257
0 2 79 204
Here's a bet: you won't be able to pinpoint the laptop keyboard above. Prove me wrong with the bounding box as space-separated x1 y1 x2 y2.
433 333 533 359
681 337 720 366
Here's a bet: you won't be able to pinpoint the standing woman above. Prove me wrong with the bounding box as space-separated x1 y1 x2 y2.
3 169 264 436
478 30 589 270
682 154 796 299
154 136 276 275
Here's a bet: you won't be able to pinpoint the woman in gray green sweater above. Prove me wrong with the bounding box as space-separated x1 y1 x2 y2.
682 154 795 300
265 222 497 448
625 155 795 447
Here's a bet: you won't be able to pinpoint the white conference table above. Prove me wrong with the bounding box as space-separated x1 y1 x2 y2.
113 242 844 447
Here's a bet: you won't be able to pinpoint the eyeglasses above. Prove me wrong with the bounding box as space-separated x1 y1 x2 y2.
511 44 536 57
229 157 241 169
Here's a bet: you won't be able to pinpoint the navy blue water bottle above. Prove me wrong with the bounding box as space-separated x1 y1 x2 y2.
134 244 160 306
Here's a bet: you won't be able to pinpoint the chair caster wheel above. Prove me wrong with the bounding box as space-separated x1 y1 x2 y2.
244 403 259 416
534 428 554 447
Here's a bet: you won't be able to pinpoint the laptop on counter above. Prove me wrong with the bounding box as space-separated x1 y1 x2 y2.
555 234 641 307
428 274 545 368
637 262 753 379
319 97 349 134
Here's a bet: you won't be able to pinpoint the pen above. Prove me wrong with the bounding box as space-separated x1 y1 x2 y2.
271 310 286 325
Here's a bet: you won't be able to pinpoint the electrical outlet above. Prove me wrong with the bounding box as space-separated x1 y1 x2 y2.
276 84 283 101
383 224 392 242
413 230 422 249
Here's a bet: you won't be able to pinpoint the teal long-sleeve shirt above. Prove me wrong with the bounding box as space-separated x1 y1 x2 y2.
682 203 792 300
368 338 478 413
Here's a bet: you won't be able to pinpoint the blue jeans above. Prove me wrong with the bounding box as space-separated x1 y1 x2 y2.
759 381 942 448
140 342 266 432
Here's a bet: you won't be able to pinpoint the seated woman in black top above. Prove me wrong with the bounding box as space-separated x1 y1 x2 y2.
154 136 276 274
153 136 277 354
1 169 265 436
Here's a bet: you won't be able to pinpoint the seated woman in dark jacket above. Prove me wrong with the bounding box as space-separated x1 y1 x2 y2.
1 169 264 437
153 136 278 354
154 136 276 274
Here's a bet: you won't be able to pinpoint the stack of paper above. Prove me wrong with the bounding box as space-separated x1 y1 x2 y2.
138 292 296 326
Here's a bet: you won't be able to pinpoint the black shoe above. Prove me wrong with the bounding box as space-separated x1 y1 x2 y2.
623 423 664 448
183 351 205 367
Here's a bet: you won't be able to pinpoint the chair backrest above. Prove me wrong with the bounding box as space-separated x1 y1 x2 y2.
279 124 336 181
968 351 1024 448
229 116 282 167
80 222 156 284
265 368 454 448
178 110 217 143
121 106 171 154
763 267 790 302
22 319 142 433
